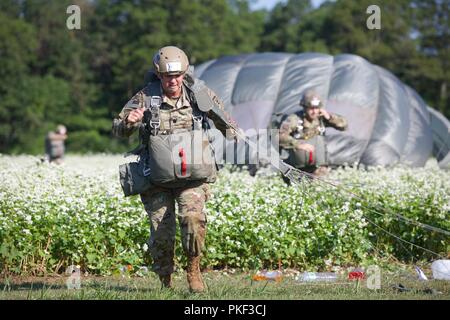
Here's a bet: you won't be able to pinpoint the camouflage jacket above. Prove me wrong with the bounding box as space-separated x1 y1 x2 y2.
112 81 236 139
279 111 347 149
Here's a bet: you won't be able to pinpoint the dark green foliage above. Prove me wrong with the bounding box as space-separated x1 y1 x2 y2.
0 0 447 154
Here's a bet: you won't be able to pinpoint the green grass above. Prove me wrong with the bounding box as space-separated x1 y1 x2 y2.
1 270 449 300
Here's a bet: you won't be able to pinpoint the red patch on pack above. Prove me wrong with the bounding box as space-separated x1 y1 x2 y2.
179 148 187 176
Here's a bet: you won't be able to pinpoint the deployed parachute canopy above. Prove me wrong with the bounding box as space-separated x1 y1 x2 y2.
428 107 450 169
195 52 450 168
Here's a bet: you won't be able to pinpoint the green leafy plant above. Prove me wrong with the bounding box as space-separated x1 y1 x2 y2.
0 155 448 275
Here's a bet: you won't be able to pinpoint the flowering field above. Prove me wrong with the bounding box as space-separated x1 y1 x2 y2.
0 155 449 276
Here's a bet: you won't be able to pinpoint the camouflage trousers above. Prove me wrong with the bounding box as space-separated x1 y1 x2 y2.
140 181 210 276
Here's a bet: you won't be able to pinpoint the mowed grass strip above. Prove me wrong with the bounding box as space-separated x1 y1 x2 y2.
1 271 449 300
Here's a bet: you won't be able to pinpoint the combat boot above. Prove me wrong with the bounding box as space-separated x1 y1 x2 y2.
159 274 173 289
187 256 204 293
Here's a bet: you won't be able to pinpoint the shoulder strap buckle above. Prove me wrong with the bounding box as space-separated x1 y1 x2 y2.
192 115 203 122
149 119 161 129
147 96 162 133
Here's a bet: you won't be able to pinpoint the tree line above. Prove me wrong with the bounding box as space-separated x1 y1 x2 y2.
0 0 448 154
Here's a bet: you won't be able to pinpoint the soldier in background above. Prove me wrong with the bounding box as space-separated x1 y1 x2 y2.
279 90 347 177
45 125 68 164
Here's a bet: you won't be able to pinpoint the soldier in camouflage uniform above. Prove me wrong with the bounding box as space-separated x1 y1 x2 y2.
112 46 236 292
279 90 347 177
45 125 67 164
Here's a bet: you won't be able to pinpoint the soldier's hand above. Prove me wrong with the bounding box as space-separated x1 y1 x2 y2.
318 109 331 120
295 143 315 153
126 107 145 124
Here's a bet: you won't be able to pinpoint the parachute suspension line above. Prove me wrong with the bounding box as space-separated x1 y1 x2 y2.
294 169 450 237
292 168 446 260
230 125 449 257
364 217 447 259
284 167 306 186
434 132 450 162
299 171 448 259
235 130 309 184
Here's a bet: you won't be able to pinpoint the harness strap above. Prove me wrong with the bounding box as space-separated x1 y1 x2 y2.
148 96 161 135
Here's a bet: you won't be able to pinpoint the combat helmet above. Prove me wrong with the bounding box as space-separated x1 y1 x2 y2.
56 124 67 134
300 90 323 109
153 46 189 76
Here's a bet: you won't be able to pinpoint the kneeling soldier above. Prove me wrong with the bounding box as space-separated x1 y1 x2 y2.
279 90 347 177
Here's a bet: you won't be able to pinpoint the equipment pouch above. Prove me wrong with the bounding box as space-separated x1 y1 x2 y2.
119 160 154 197
288 135 328 168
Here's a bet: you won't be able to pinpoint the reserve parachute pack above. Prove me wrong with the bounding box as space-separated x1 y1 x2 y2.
286 135 328 168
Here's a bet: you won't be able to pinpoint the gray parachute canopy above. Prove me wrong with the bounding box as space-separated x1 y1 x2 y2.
195 52 450 168
428 106 450 169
